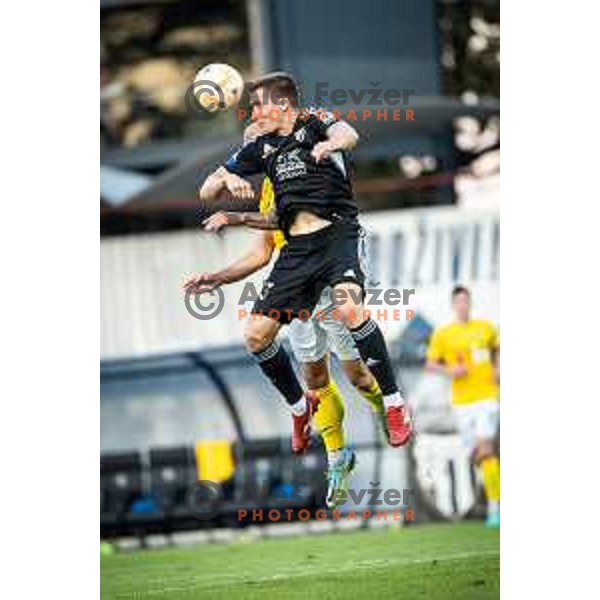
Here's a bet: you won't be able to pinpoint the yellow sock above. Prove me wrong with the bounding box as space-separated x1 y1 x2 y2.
313 381 346 453
359 380 384 414
480 456 500 504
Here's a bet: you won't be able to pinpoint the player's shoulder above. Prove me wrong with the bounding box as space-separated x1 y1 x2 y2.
302 105 338 127
437 321 456 334
471 319 496 332
432 323 453 340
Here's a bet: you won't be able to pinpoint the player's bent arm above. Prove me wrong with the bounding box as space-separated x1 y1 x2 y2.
326 121 359 151
199 168 254 201
214 231 276 285
311 121 359 162
199 167 229 201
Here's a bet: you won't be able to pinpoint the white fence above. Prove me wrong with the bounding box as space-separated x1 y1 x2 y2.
101 206 499 359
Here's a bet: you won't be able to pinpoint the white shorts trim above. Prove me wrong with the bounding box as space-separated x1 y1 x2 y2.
452 399 499 453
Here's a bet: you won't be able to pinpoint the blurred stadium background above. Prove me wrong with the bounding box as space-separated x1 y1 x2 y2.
100 0 499 580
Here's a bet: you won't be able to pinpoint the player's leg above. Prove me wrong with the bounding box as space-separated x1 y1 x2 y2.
301 357 345 455
300 357 355 507
317 291 385 411
340 358 392 443
317 219 411 446
472 401 500 527
289 317 355 506
453 400 500 527
332 281 412 447
245 315 319 453
248 247 324 453
316 301 389 441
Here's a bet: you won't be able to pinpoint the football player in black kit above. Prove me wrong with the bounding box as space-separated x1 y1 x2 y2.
186 72 412 458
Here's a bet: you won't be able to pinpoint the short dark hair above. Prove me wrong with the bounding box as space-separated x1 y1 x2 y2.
451 285 470 299
248 71 300 107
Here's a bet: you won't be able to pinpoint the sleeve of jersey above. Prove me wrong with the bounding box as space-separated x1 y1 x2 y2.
307 107 339 138
426 329 444 363
224 141 262 177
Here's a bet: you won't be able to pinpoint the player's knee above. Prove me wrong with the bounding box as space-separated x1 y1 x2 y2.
306 370 328 389
244 327 269 353
302 360 329 389
474 440 494 463
337 302 364 328
349 364 373 392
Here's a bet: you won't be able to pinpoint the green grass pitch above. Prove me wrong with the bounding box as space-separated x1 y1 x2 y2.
101 522 499 599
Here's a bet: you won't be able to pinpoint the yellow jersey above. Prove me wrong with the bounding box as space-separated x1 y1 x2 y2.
427 319 499 406
258 177 286 250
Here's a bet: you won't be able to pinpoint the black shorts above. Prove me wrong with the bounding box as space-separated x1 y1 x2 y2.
254 218 366 324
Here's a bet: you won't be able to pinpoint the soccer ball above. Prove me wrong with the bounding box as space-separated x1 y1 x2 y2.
192 63 244 113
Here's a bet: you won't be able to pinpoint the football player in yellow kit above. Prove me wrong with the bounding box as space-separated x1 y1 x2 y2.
426 286 500 528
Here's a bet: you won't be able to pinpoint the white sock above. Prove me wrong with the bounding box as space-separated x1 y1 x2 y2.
290 396 307 416
383 392 405 409
488 500 500 513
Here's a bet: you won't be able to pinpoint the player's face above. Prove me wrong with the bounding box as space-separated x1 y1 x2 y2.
250 85 287 133
452 292 471 322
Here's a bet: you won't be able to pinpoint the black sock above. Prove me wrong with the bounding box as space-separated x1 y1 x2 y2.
253 341 304 407
350 318 403 397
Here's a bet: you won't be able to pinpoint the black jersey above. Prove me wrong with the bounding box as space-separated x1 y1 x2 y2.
224 108 357 234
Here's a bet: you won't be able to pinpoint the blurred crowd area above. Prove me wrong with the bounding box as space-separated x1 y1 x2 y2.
100 0 498 151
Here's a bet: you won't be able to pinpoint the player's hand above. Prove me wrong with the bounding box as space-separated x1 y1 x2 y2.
449 364 469 379
183 272 223 294
243 121 267 143
202 211 243 232
224 174 254 200
311 141 335 163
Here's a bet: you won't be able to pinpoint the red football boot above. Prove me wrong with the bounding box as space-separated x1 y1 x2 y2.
291 390 320 454
386 404 413 447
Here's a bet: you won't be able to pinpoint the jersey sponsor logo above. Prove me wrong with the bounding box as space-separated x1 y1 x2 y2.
275 148 307 181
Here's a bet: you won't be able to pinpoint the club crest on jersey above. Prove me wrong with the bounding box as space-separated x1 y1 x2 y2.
262 143 276 159
294 128 306 142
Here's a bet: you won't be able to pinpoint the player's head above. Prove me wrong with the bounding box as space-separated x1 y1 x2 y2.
248 72 299 132
451 285 471 322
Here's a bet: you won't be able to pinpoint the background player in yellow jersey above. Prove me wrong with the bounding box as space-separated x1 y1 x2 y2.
190 127 389 507
426 286 500 528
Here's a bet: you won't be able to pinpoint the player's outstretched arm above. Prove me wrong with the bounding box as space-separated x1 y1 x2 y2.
203 210 278 232
183 231 275 293
311 121 360 162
